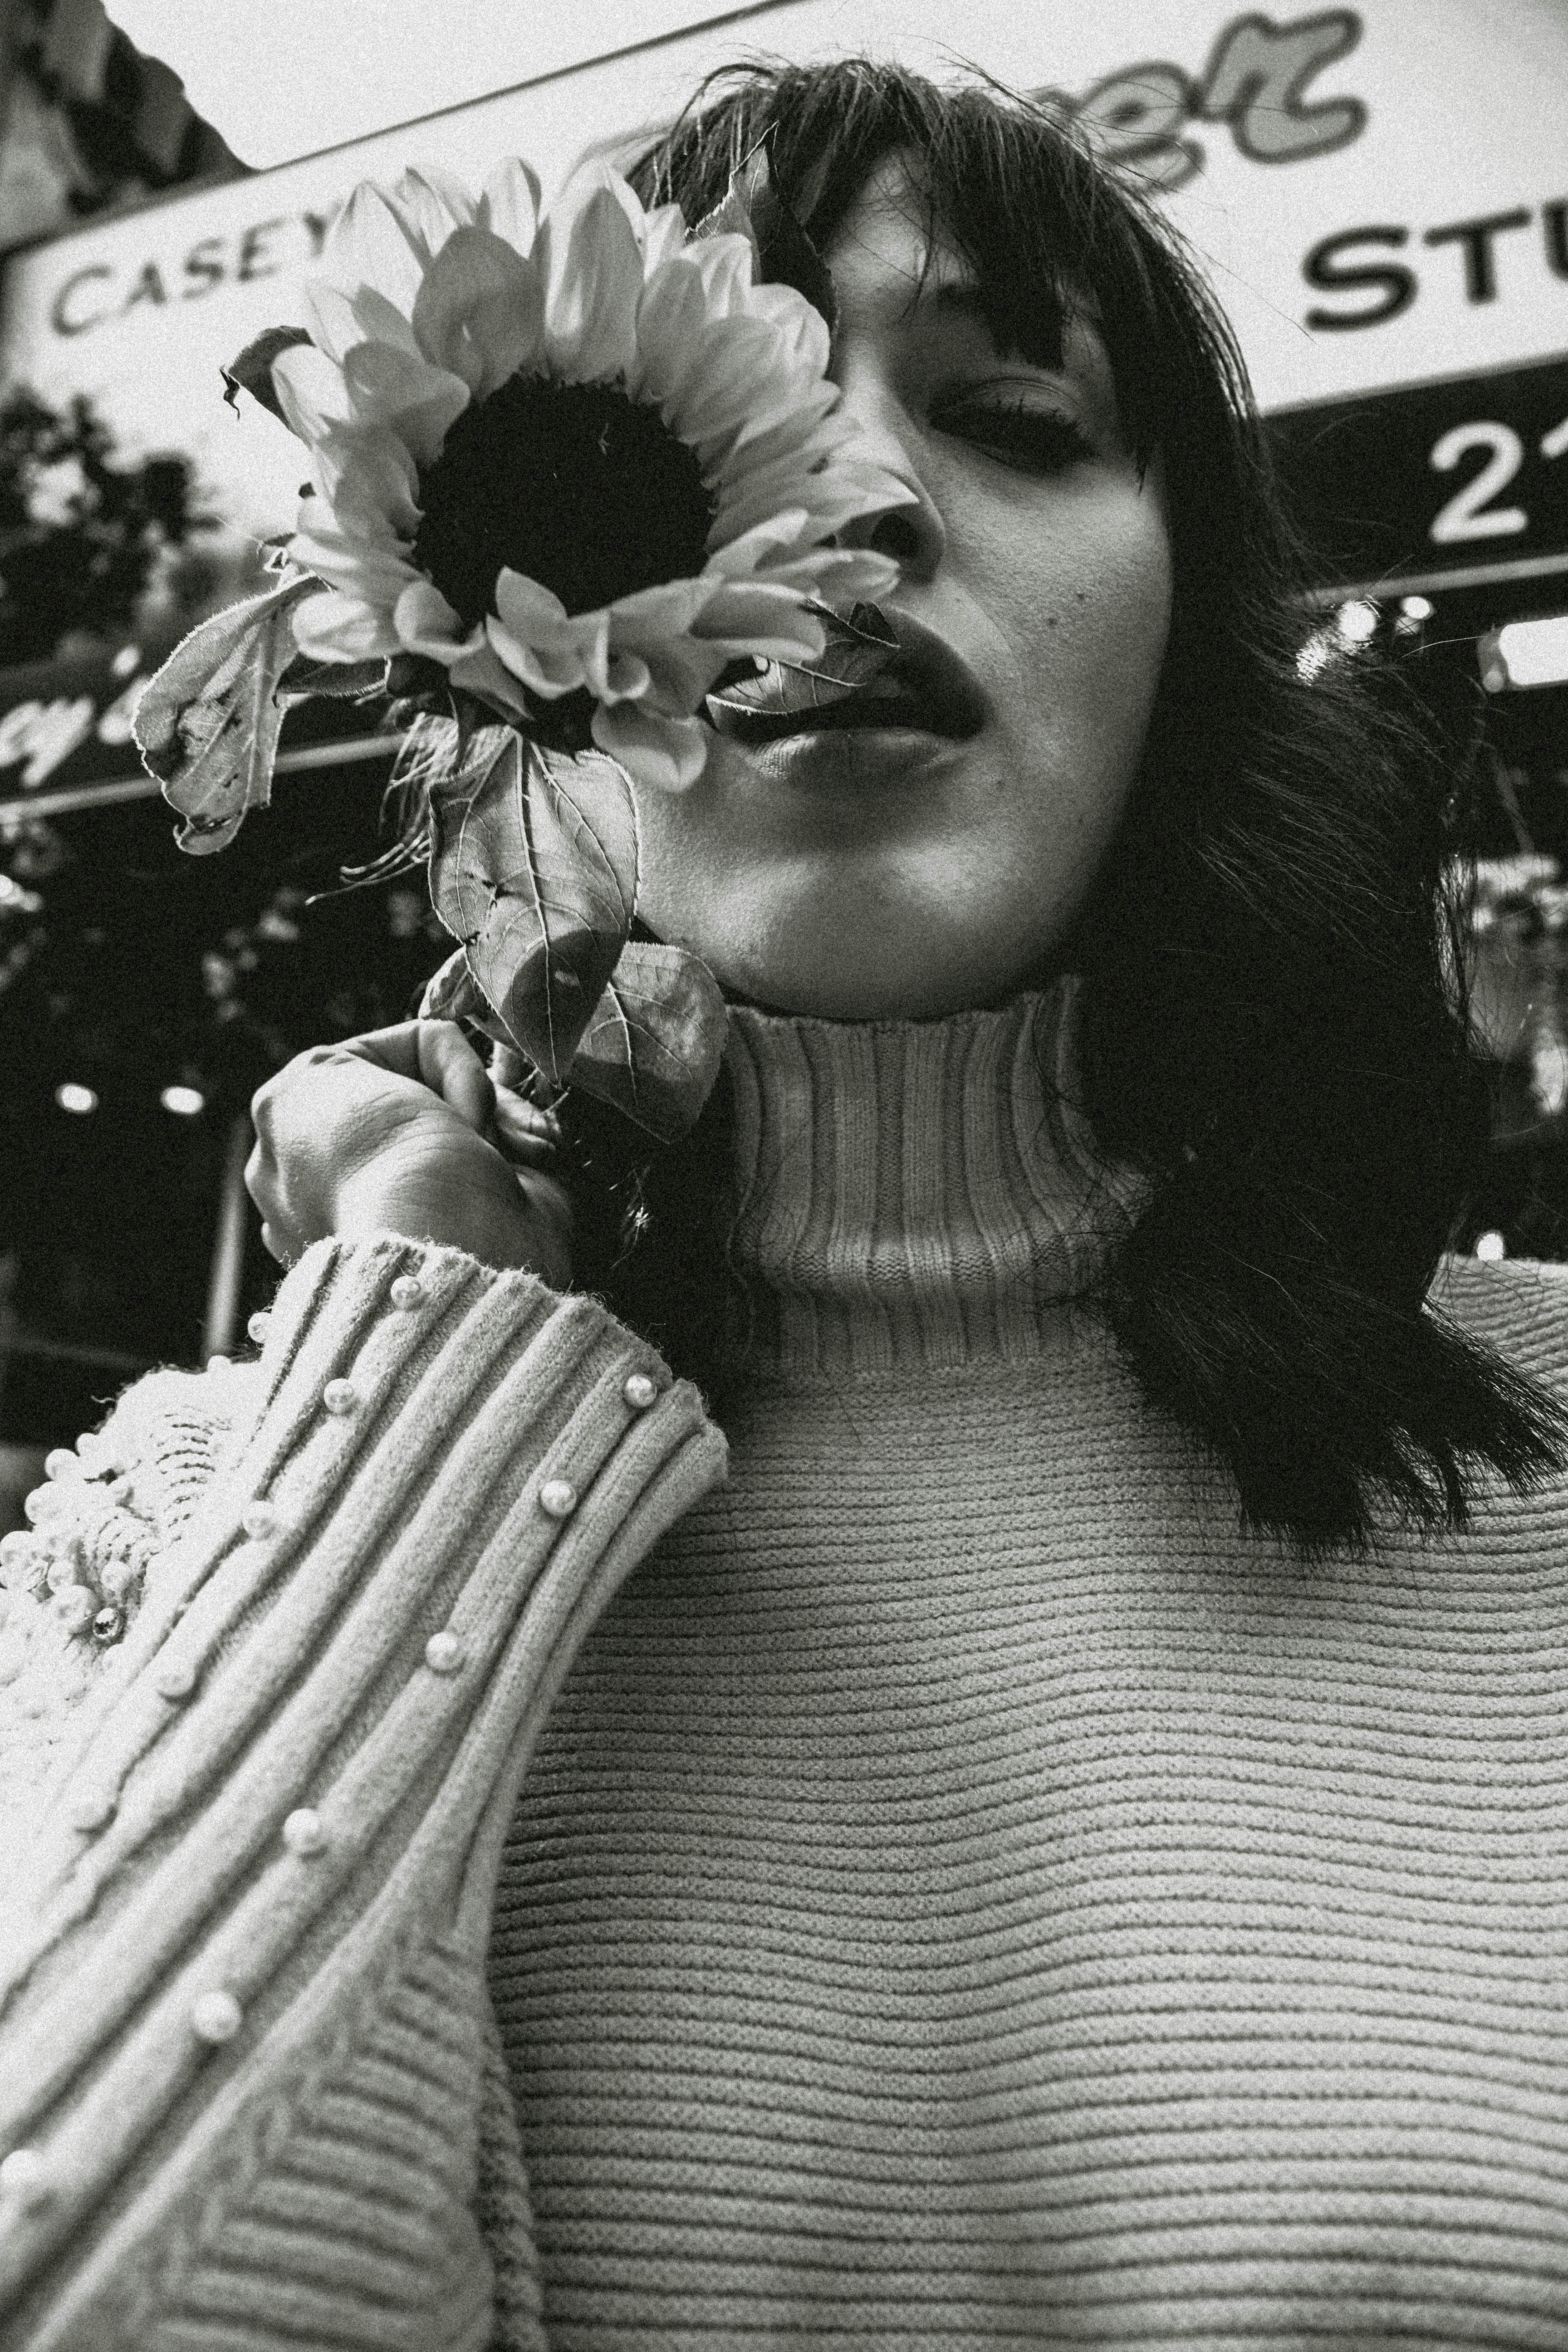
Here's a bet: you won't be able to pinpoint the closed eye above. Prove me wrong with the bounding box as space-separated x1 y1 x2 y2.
934 396 1095 476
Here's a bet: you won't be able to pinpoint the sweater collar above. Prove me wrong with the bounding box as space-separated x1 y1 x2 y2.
720 975 1146 1378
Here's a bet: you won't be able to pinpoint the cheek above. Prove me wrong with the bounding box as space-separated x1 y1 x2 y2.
988 494 1174 770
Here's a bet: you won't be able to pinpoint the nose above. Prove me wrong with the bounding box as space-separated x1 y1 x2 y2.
832 375 947 583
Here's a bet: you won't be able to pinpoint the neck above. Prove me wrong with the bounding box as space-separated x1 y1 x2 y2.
720 976 1145 1380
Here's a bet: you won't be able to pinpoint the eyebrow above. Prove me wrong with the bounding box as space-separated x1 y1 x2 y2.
915 278 1068 374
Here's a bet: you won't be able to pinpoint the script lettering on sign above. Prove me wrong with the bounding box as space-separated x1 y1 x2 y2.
1041 9 1367 192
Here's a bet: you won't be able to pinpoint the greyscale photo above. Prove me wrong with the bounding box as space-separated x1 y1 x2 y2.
0 4 1567 2346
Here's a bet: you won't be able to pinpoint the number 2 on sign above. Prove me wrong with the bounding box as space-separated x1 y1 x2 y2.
1429 416 1568 544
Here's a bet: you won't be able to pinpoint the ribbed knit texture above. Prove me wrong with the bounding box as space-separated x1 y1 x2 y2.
493 986 1568 2347
0 1238 725 2350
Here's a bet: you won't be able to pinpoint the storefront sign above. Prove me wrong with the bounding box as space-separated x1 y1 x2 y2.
1 0 1565 625
1270 354 1568 598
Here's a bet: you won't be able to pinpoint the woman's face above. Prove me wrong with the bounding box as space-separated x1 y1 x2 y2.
634 154 1175 1020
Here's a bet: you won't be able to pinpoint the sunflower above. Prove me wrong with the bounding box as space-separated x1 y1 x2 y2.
267 158 909 792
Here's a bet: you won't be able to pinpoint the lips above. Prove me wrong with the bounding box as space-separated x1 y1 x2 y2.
706 611 985 747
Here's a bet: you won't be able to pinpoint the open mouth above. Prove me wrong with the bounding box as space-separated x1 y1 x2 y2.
706 611 985 747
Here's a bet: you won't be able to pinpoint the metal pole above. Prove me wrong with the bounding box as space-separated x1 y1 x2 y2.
201 1112 253 1364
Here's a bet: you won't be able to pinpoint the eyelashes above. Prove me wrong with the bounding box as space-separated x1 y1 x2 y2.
933 394 1094 476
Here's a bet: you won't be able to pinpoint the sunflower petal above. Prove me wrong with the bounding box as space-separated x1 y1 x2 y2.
338 343 470 466
304 279 421 367
590 701 708 794
447 636 535 721
745 279 832 374
385 166 475 260
755 547 904 606
640 201 690 271
487 614 589 699
292 588 401 660
493 568 573 641
689 578 828 647
412 225 544 395
289 524 417 599
393 578 470 658
319 182 430 318
544 184 643 383
702 508 814 577
685 232 755 314
479 157 543 257
662 317 798 457
309 427 421 539
270 343 356 441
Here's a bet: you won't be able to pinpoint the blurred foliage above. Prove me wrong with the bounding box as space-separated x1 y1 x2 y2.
0 387 214 666
0 775 447 1409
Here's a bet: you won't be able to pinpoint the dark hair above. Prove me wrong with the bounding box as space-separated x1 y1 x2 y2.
554 55 1568 1554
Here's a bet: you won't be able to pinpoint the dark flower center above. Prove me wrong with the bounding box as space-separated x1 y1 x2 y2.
412 373 716 628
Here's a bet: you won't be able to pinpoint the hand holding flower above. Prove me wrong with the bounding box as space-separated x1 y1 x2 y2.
246 1021 573 1287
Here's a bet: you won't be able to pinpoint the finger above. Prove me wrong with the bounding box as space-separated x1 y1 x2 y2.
493 1088 561 1142
413 1020 495 1134
338 1020 441 1086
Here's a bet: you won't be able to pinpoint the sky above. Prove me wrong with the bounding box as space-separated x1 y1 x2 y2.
109 2 787 171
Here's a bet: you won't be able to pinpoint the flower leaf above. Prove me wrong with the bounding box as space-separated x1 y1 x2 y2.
420 944 500 1033
426 733 639 1082
133 573 320 855
221 326 314 423
275 650 390 705
693 136 838 337
570 938 729 1140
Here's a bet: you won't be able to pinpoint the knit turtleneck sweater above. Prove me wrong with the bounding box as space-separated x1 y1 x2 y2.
7 988 1568 2352
493 983 1568 2348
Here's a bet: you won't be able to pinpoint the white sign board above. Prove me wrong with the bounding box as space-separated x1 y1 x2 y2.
1 0 1565 555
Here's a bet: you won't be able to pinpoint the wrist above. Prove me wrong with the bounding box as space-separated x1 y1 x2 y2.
331 1163 542 1276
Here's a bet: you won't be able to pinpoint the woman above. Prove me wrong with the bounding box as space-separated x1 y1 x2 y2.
5 56 1568 2352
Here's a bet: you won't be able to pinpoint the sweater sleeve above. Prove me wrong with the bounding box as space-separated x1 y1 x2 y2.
0 1362 253 1843
0 1234 727 2349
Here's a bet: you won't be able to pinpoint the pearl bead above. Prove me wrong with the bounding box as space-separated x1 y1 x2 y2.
107 1476 133 1505
281 1807 326 1857
206 1354 232 1376
92 1605 124 1646
52 1588 96 1636
423 1629 465 1676
539 1479 578 1520
190 1989 243 2045
153 1654 197 1700
321 1379 357 1416
99 1554 141 1604
65 1783 115 1832
0 2147 49 2209
389 1275 425 1310
44 1447 81 1484
23 1486 64 1526
622 1372 658 1410
241 1499 279 1539
246 1310 272 1344
0 1531 39 1586
44 1548 84 1594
